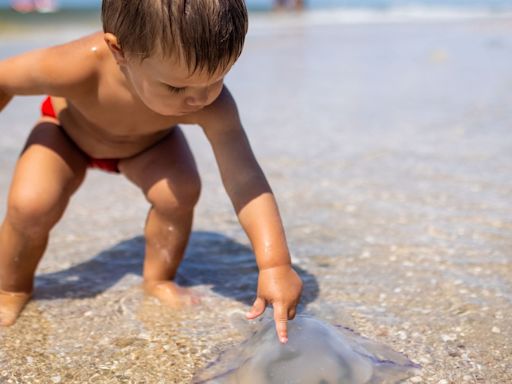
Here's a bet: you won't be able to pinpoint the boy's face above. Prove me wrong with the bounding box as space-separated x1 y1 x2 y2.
104 31 231 117
122 53 230 116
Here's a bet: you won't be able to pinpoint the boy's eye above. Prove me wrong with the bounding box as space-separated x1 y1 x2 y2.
167 85 186 94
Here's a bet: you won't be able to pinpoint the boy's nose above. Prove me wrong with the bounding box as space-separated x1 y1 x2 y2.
186 89 208 107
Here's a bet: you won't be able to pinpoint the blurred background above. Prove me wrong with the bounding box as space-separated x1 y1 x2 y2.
1 0 512 36
1 0 512 18
2 0 512 11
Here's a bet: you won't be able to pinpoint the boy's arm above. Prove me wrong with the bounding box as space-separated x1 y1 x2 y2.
0 35 98 111
197 86 303 343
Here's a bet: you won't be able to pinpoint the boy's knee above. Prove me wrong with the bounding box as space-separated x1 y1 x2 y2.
148 176 201 217
7 189 67 235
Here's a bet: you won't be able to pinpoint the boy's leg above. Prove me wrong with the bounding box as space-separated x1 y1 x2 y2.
119 127 201 308
0 121 87 325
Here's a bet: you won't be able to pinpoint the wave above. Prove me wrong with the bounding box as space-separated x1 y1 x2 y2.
248 5 512 31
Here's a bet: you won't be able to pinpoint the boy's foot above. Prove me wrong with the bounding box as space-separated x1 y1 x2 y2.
0 289 32 326
143 280 201 308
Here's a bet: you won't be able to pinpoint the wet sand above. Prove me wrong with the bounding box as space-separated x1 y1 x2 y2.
0 11 511 383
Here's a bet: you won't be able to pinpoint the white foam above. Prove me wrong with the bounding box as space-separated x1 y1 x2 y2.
248 6 512 34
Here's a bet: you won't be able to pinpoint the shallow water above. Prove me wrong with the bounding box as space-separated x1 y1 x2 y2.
0 12 511 383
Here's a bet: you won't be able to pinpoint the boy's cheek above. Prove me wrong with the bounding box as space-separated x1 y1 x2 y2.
208 84 224 105
147 100 182 116
136 86 180 113
152 96 197 116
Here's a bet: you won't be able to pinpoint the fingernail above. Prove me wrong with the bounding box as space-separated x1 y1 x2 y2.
280 337 288 344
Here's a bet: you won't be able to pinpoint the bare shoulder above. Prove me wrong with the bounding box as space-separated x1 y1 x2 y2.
40 32 105 92
195 85 243 134
0 32 105 98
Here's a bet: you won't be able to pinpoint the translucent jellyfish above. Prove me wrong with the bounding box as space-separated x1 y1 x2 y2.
193 315 420 384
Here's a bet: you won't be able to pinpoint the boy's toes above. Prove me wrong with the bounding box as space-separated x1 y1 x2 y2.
0 311 18 326
144 281 201 309
0 290 32 327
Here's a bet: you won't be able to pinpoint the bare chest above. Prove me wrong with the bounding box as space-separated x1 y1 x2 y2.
50 94 189 159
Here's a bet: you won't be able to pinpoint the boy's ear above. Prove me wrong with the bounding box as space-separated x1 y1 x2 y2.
104 33 127 65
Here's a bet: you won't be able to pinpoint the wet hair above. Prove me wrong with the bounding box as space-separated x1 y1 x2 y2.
102 0 248 74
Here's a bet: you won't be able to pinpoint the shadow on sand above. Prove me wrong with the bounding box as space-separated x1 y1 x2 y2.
35 231 319 310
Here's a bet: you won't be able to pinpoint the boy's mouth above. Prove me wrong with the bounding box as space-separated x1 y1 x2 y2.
167 108 199 117
180 106 203 114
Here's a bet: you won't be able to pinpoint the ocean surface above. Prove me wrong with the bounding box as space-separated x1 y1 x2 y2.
1 0 512 32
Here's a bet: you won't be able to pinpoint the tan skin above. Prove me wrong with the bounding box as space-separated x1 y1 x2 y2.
0 32 302 342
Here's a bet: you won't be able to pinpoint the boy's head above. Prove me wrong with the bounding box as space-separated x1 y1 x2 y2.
101 0 248 116
102 0 248 74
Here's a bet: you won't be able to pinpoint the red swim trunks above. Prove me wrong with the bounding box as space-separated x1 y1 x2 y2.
41 97 120 173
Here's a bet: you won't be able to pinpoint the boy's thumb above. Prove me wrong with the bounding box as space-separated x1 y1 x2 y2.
246 297 266 319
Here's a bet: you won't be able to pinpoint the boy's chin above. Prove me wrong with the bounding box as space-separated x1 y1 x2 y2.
150 105 199 117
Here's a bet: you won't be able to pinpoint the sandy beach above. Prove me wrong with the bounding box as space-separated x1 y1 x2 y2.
0 9 511 383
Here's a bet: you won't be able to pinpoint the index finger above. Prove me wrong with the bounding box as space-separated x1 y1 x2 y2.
273 303 288 344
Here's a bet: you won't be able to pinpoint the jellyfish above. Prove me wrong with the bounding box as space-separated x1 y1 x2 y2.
194 315 420 384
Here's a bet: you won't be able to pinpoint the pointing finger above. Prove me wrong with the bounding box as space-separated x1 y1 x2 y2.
273 303 288 344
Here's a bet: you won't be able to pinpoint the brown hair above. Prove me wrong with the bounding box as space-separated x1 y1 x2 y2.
102 0 248 74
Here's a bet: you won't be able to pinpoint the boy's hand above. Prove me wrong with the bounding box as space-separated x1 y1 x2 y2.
245 265 303 344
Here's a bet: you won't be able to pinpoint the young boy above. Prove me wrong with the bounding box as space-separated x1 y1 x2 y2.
0 0 302 343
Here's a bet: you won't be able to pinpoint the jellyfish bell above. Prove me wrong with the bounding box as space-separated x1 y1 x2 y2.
194 315 420 384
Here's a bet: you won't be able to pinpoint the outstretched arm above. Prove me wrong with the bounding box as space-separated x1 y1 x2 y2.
0 33 99 112
198 86 303 343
